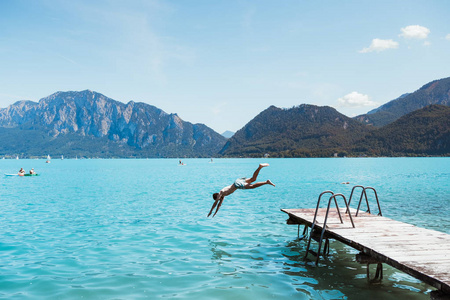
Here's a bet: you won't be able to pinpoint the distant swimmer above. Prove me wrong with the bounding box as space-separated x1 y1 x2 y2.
341 182 350 184
208 163 275 217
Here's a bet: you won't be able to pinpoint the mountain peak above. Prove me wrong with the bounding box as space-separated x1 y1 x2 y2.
355 76 450 127
0 90 226 157
221 130 234 138
220 104 369 157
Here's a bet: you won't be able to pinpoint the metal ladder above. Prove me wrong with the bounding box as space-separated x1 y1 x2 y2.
347 185 382 216
304 191 355 265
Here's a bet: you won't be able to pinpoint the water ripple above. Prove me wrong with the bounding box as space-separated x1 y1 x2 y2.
0 158 447 299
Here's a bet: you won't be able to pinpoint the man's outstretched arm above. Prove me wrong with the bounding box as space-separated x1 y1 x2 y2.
212 199 224 217
208 199 220 217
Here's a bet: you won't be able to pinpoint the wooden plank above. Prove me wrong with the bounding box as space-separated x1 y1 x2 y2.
370 244 450 251
381 247 450 255
380 248 450 254
394 256 450 263
335 235 450 244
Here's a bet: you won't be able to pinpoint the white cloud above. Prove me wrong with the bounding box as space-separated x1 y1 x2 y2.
359 38 399 53
446 34 450 40
423 41 431 46
337 92 378 108
399 25 430 39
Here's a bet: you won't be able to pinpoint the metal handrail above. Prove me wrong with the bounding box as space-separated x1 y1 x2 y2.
302 186 382 265
304 191 355 264
347 185 370 214
356 187 382 216
314 193 355 265
355 188 371 215
303 191 334 261
347 186 383 217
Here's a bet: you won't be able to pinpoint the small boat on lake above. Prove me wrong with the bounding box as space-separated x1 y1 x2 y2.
5 173 39 177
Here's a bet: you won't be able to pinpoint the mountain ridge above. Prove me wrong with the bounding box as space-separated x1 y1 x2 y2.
0 90 226 158
1 76 449 158
219 102 449 157
354 77 450 127
353 104 450 156
220 104 370 157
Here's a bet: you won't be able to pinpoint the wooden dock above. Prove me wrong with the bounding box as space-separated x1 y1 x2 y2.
281 207 450 295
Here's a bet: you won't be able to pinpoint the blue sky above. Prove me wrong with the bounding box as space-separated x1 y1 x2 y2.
1 1 449 133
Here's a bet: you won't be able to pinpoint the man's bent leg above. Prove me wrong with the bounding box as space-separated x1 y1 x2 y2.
246 163 269 183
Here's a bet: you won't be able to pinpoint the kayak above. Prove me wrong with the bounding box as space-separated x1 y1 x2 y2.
4 173 39 176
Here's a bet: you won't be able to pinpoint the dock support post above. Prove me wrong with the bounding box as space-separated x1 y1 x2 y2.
366 262 383 284
297 225 308 240
356 252 383 284
323 238 330 256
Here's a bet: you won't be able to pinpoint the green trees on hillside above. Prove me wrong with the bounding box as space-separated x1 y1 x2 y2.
221 105 450 158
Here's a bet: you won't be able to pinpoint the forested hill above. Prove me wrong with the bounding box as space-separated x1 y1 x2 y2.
0 90 226 158
354 77 450 127
352 105 450 156
220 104 370 157
219 104 450 158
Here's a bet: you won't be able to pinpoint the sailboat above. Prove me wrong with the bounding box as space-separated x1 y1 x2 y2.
46 155 51 164
61 155 64 160
16 156 19 160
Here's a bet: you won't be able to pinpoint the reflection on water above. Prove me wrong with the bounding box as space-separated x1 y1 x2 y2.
210 240 232 261
281 239 433 299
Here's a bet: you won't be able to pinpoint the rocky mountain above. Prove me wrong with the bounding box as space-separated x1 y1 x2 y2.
353 105 450 156
220 104 370 157
221 131 235 139
0 90 226 158
2 76 448 158
355 77 450 127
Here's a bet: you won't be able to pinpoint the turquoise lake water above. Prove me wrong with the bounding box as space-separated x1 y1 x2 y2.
0 158 449 299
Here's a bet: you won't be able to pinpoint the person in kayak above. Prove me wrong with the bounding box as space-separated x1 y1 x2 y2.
208 163 275 218
18 168 25 175
29 168 36 175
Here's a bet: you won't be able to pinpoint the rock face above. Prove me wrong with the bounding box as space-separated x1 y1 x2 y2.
0 90 226 157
